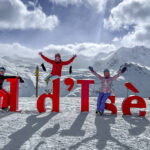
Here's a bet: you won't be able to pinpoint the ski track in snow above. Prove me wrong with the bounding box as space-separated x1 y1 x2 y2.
0 97 150 150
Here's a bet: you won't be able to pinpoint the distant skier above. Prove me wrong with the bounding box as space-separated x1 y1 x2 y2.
39 52 77 93
0 67 24 110
89 66 127 116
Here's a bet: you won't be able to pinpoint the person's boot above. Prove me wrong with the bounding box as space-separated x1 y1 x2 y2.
2 107 9 111
97 110 103 116
44 89 52 94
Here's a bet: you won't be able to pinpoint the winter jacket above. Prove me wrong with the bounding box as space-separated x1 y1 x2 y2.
92 71 122 93
40 54 75 76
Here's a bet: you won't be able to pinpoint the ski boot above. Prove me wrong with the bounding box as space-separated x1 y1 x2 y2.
1 107 9 112
96 110 103 116
44 89 52 94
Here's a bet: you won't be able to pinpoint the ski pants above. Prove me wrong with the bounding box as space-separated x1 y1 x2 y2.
45 74 60 91
0 89 10 108
97 92 111 113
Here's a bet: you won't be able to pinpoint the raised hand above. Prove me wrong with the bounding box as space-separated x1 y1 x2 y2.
18 76 24 83
73 54 77 58
121 67 127 73
88 66 94 72
39 52 42 56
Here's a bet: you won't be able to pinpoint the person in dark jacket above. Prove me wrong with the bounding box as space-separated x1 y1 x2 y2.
0 67 24 110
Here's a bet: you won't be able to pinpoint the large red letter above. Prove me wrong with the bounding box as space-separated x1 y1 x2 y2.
125 82 139 93
105 96 117 114
122 96 146 116
64 78 74 91
7 78 19 111
77 80 94 112
37 78 60 113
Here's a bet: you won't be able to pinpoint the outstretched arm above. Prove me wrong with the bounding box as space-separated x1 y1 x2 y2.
39 52 55 64
113 67 127 80
62 55 77 65
3 76 24 83
88 66 103 80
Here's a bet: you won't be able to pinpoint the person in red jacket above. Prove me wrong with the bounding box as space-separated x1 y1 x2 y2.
39 52 77 93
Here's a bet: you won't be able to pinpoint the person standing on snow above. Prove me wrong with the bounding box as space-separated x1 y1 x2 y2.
0 67 24 110
39 52 77 93
89 66 127 116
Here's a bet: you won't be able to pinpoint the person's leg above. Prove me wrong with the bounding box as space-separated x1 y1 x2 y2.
96 92 104 112
99 93 111 113
45 74 52 87
44 74 53 92
47 75 60 92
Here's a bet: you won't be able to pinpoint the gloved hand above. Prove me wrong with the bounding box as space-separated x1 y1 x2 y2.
18 77 24 83
73 54 77 58
121 67 127 73
88 66 94 72
41 63 46 72
39 52 42 56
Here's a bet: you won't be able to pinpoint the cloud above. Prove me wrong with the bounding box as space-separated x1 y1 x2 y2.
0 0 59 30
104 0 150 47
49 0 107 12
104 0 150 30
0 43 38 58
0 42 116 59
42 43 116 57
120 25 150 47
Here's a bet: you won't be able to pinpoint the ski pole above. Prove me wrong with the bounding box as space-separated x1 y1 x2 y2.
35 65 39 97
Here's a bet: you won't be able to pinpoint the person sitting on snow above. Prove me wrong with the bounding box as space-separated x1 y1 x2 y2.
89 66 127 116
39 52 77 93
0 67 24 110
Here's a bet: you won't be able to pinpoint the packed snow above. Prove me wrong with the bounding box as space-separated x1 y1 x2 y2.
0 97 150 150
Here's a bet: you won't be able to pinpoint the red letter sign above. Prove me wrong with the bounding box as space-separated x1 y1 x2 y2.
7 78 19 111
122 96 146 116
123 82 146 116
105 96 117 114
0 78 20 112
64 78 74 91
77 80 94 112
37 78 60 113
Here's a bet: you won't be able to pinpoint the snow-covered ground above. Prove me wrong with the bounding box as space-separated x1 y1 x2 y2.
0 97 150 150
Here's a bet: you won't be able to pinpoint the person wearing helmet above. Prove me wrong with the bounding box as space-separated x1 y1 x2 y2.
89 66 127 116
39 52 77 93
0 67 24 110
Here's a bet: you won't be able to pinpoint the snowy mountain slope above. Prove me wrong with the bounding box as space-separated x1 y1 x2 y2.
66 62 150 98
112 63 150 98
2 60 150 98
94 46 150 70
0 46 150 97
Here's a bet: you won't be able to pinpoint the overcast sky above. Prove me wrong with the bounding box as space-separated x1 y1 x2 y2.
0 0 150 57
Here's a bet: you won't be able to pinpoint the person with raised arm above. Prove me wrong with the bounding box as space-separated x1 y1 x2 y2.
39 52 77 93
0 67 24 110
89 66 127 116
